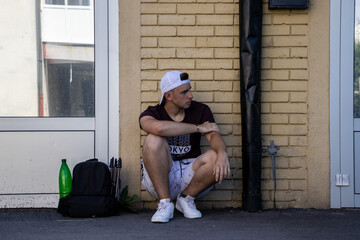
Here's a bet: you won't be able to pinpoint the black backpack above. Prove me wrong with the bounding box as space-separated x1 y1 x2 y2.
58 159 119 217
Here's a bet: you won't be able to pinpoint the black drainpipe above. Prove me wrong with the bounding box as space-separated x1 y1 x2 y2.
240 0 263 212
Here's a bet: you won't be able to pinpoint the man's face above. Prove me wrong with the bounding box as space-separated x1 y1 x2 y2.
168 83 193 109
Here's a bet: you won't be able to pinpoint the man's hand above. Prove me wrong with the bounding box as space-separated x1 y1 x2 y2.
197 121 219 134
213 151 230 184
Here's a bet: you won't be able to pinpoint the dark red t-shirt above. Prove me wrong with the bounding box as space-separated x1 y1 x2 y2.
139 101 215 161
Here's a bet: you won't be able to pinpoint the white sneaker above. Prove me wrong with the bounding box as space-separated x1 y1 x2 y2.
151 199 174 223
176 194 202 219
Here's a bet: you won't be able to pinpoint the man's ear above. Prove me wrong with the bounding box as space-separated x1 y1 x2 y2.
164 91 172 101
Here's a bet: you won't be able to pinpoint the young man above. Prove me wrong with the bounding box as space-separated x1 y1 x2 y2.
139 71 230 223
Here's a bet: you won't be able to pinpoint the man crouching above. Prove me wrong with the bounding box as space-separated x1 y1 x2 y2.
139 71 230 223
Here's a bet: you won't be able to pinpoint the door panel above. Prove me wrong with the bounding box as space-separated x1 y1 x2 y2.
0 132 94 194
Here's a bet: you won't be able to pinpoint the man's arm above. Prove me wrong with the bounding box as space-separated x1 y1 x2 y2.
140 115 219 136
205 130 230 184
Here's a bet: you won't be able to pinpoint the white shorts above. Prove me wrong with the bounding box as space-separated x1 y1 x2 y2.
141 158 213 200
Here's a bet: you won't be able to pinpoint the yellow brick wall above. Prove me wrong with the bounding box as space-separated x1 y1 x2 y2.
139 0 310 209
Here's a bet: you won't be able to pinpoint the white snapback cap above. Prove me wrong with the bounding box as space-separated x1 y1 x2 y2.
159 71 190 104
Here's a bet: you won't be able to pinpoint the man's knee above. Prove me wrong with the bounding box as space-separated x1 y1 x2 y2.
143 134 168 152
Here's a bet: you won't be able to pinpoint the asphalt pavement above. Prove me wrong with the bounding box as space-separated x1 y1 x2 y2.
1 208 360 240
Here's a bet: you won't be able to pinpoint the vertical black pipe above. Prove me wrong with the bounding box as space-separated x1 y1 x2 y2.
240 0 263 212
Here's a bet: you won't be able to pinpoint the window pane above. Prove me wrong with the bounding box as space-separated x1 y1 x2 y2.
0 1 94 117
68 0 90 6
45 0 65 5
355 0 360 118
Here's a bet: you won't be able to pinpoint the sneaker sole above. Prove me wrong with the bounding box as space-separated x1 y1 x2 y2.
151 214 173 223
175 203 202 219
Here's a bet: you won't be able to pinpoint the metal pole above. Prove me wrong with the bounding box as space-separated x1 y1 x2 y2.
240 0 263 212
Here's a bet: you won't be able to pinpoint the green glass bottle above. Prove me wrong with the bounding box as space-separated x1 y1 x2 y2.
59 159 72 198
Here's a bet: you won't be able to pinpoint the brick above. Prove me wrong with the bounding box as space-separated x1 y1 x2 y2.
196 59 233 69
261 58 271 69
291 25 308 35
192 92 214 102
215 180 241 190
177 48 213 58
141 48 176 58
214 48 239 58
214 114 241 124
177 26 214 36
185 70 214 80
263 14 272 25
261 80 271 91
262 103 271 113
263 156 289 168
262 135 289 146
158 59 195 69
214 92 240 102
177 4 214 14
222 135 242 146
289 114 307 124
196 81 232 91
233 81 240 91
141 70 167 80
207 103 232 114
262 179 289 190
196 37 233 47
272 81 307 91
280 147 307 157
276 168 307 179
141 81 158 91
262 114 289 124
272 103 307 113
215 26 239 36
232 103 241 114
215 4 239 14
141 37 157 47
261 70 289 80
141 15 157 25
159 0 195 2
141 91 161 102
291 47 307 58
158 37 195 47
273 191 306 202
214 70 239 80
141 0 157 2
262 36 273 47
141 59 157 69
289 136 307 146
159 15 195 25
262 48 289 58
200 190 232 201
290 180 307 190
262 92 289 102
197 15 234 25
273 36 307 47
273 58 307 69
271 124 307 135
289 157 306 168
141 26 176 36
273 14 308 25
141 4 176 14
290 70 308 79
233 59 240 69
290 92 307 102
263 25 290 36
197 0 233 2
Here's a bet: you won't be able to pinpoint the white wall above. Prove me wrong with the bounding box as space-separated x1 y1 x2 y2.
0 1 39 116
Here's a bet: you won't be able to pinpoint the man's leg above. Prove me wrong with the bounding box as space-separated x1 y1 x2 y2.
142 134 173 200
175 150 217 219
182 149 217 197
